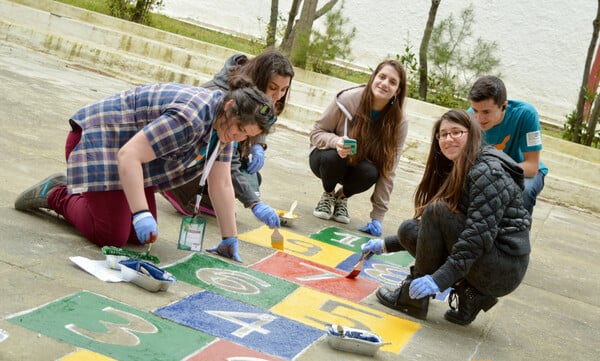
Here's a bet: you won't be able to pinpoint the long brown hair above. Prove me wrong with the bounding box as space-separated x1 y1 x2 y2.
230 48 294 115
348 60 407 180
413 109 482 218
231 48 294 156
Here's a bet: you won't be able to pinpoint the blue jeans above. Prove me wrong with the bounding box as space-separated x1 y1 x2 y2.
523 170 545 216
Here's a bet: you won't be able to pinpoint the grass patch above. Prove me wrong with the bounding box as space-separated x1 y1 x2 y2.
147 13 265 55
59 0 109 13
541 122 563 138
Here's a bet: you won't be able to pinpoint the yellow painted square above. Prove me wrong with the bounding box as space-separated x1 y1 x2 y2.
60 349 117 361
239 226 354 267
270 287 420 354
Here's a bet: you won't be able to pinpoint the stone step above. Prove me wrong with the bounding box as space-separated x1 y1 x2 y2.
1 0 598 213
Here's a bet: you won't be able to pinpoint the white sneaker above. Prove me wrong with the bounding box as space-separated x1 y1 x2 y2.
313 192 334 220
332 197 350 224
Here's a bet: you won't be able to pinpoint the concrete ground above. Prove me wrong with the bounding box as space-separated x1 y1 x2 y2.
1 1 600 360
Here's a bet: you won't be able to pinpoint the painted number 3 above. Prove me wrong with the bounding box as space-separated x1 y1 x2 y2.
66 307 157 345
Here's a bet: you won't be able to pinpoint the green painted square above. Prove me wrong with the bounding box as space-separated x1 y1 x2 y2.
7 291 212 360
164 253 299 309
310 226 415 267
372 251 415 267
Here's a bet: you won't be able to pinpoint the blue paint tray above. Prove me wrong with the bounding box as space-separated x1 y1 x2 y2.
325 324 389 356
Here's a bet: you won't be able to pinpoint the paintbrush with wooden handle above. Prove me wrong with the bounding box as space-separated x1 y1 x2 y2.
345 251 371 279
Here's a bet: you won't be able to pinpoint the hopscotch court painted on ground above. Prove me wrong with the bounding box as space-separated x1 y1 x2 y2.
7 225 444 360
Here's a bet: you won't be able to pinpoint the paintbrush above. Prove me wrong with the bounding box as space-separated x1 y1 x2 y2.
146 233 157 256
345 251 371 279
271 227 284 250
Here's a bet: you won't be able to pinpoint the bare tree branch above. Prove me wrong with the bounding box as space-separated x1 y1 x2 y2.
315 0 339 19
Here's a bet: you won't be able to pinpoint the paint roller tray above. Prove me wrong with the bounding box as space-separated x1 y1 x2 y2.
325 324 388 356
119 259 176 292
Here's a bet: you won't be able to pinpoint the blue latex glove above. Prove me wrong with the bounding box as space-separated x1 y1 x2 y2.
132 211 157 244
361 238 385 255
251 201 281 228
409 275 440 299
358 219 382 237
246 144 265 174
207 237 243 263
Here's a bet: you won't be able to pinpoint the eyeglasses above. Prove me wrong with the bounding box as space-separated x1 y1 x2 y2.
435 130 468 140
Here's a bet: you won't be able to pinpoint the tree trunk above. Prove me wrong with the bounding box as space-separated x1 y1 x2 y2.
280 0 301 53
584 39 600 118
131 0 149 23
418 0 441 100
574 0 600 143
280 0 338 58
290 0 318 68
585 94 600 145
267 0 279 47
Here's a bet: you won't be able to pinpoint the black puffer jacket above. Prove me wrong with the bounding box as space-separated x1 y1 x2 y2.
431 147 531 290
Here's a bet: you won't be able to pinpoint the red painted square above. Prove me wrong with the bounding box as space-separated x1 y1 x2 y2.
251 252 379 302
187 339 285 361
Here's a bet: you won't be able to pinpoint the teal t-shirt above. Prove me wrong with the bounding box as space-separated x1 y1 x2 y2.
469 100 548 175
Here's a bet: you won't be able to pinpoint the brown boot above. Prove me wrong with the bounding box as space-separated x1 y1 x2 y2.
375 267 429 320
444 281 498 325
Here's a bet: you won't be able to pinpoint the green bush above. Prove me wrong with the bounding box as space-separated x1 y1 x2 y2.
563 110 600 148
106 0 164 25
306 1 356 75
400 5 500 109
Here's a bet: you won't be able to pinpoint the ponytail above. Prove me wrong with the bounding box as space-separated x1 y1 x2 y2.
221 74 274 135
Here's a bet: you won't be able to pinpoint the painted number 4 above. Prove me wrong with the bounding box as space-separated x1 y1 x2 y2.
206 310 277 338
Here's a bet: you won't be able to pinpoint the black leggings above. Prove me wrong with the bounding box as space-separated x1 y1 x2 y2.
309 148 378 197
397 202 529 297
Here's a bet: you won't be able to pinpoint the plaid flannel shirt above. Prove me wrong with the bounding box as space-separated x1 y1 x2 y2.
67 83 233 194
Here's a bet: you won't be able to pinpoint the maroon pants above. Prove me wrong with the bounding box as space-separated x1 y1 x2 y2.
48 127 157 247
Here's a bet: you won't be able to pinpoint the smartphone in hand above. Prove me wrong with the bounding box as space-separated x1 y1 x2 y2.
343 138 357 155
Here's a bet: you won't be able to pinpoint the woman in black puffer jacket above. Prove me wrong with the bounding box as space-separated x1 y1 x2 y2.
366 109 531 325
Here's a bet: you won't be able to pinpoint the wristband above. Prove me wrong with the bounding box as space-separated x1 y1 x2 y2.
132 210 153 225
132 209 150 218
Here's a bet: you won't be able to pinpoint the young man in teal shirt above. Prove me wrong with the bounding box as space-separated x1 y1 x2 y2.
468 75 548 216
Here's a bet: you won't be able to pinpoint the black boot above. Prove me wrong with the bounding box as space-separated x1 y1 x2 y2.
376 267 429 320
444 281 498 325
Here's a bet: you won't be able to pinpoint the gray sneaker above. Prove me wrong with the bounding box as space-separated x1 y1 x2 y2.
333 197 350 224
14 173 66 211
313 192 335 220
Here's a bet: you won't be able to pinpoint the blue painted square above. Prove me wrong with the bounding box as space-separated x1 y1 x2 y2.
336 253 410 285
336 254 451 301
154 291 323 360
